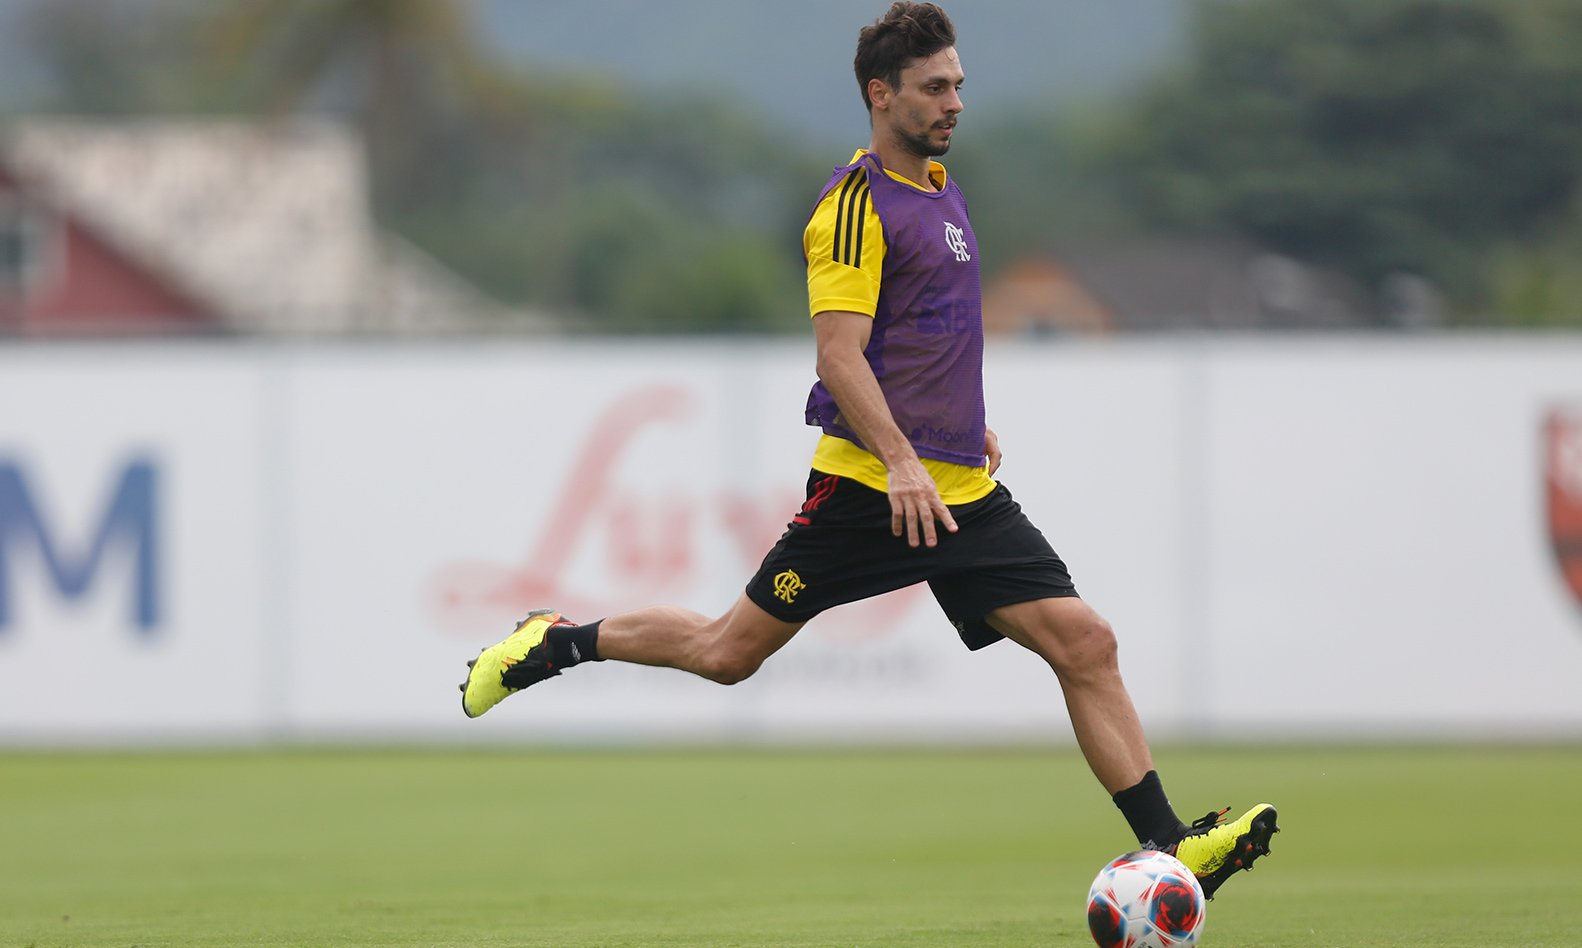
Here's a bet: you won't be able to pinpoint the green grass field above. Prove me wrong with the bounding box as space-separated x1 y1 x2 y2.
2 744 1579 947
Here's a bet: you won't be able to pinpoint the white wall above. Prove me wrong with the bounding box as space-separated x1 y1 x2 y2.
2 336 1580 744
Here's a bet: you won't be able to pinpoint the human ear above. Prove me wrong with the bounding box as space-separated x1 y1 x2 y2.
867 77 891 110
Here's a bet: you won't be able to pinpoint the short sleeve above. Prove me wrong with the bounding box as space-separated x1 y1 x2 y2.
803 168 885 318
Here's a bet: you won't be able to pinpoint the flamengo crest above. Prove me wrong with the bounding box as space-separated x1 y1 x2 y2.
944 221 970 262
1545 405 1582 611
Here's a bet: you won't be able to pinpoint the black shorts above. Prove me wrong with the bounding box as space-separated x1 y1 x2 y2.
744 471 1079 650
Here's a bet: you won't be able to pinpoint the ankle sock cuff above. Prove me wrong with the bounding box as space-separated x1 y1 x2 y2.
548 621 603 667
1112 770 1187 848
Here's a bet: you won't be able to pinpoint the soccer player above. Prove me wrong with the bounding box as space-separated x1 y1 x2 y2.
461 1 1277 898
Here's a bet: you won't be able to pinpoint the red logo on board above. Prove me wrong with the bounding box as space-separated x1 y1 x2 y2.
424 384 921 641
1544 405 1582 610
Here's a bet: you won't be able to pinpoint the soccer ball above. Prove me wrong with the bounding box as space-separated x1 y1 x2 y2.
1086 850 1206 948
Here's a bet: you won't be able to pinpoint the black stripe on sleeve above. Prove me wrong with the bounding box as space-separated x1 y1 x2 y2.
831 172 859 263
851 182 870 270
840 175 867 266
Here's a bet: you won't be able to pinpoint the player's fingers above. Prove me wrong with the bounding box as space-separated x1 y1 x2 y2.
891 499 905 538
906 501 923 547
925 499 956 547
937 501 959 535
920 506 939 547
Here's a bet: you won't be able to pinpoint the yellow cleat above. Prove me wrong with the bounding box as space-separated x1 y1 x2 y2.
1169 803 1279 899
459 610 566 718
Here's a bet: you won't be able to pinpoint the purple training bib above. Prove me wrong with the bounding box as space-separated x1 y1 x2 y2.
804 151 987 466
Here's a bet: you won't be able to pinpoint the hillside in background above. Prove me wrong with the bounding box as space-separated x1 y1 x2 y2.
475 0 1183 143
0 0 1184 138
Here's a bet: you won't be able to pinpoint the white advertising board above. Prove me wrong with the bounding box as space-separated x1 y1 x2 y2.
1199 339 1582 736
1 337 1580 744
0 345 272 740
277 343 1113 742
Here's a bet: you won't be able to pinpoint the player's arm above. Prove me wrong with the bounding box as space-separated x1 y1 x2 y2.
812 310 958 548
985 425 1002 476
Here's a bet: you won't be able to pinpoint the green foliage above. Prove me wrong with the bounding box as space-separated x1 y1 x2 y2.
15 1 235 113
1101 0 1582 318
1485 200 1582 327
16 0 1582 330
947 110 1125 261
12 0 817 334
375 83 818 334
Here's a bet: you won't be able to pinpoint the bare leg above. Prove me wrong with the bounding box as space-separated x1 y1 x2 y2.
987 597 1154 794
596 594 805 685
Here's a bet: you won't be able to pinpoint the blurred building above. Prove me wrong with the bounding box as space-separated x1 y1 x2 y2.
0 119 542 336
981 237 1435 335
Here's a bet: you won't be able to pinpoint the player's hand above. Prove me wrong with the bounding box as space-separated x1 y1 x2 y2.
985 426 1002 477
887 456 958 548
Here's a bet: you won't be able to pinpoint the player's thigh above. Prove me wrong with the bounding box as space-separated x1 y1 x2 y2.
710 593 806 672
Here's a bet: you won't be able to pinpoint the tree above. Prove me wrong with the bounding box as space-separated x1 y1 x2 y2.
11 0 819 333
198 1 817 333
199 0 517 209
15 0 226 113
1098 0 1582 320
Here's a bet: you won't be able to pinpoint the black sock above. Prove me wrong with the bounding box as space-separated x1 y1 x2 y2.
547 621 603 668
1112 770 1188 849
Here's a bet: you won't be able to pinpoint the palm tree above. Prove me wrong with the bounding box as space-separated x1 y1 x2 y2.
199 0 518 206
206 0 500 109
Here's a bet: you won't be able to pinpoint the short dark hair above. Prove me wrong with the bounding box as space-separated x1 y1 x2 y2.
854 2 957 112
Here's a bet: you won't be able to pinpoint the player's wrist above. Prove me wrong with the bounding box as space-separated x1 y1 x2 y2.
876 443 924 474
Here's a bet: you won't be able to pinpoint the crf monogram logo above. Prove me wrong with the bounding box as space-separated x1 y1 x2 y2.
773 569 806 604
944 221 970 262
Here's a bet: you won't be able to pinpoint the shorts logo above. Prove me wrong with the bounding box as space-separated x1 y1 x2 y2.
772 569 807 604
944 221 971 262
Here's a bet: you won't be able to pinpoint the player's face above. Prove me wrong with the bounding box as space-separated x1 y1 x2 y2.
884 46 965 159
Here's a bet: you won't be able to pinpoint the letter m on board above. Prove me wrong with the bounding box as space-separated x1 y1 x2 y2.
0 459 161 635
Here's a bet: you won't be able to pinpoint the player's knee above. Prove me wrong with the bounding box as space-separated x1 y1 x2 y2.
1047 613 1119 682
699 648 764 686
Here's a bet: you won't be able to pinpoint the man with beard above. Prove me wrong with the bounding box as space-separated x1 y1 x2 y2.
461 2 1278 900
